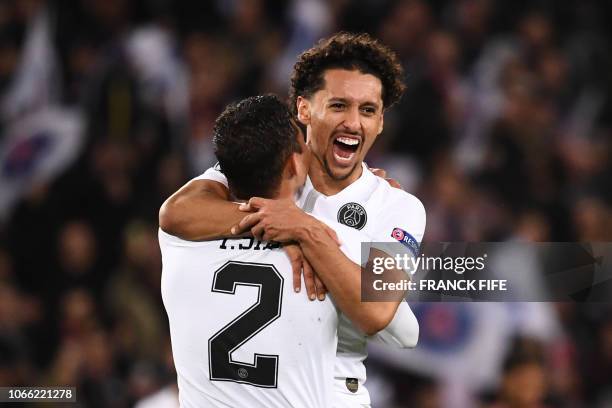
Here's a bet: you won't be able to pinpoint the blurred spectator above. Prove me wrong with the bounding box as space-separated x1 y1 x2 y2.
483 339 549 408
57 221 103 294
106 220 164 361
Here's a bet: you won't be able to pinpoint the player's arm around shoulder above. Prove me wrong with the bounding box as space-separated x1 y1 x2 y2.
159 168 245 240
295 222 403 336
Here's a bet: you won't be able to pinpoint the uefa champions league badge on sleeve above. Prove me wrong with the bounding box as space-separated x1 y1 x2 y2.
391 227 419 256
337 202 367 230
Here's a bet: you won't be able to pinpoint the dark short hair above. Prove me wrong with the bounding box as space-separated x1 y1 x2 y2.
289 32 406 115
213 95 301 200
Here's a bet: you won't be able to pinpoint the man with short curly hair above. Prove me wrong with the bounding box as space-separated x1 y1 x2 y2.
161 32 425 407
290 32 406 116
289 32 406 188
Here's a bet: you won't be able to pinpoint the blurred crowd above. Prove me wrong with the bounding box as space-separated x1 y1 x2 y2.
0 0 611 407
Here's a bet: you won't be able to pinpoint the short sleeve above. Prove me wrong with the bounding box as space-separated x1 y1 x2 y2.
194 163 228 187
369 191 426 272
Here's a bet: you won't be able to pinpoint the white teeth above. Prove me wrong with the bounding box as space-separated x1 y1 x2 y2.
336 137 359 146
334 151 355 162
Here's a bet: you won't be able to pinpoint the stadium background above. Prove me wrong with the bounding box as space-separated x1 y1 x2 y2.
0 0 611 406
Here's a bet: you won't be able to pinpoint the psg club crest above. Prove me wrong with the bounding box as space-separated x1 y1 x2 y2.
337 202 367 230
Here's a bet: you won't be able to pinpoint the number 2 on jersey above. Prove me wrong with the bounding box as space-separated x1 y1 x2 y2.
208 261 283 388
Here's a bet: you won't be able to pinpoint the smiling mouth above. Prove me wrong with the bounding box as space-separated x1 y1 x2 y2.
332 135 361 165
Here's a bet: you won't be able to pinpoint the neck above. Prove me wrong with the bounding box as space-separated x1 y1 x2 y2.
275 180 296 200
308 158 363 196
232 183 294 202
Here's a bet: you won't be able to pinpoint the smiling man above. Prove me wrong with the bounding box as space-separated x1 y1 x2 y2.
291 65 393 194
300 67 382 185
160 33 425 407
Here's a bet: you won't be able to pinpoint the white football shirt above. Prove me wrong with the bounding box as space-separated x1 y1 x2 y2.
197 163 426 406
160 221 366 408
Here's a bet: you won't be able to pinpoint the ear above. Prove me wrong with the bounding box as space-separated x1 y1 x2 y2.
284 152 299 179
296 96 311 125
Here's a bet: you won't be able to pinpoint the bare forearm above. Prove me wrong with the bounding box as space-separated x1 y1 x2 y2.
297 227 398 335
159 180 242 240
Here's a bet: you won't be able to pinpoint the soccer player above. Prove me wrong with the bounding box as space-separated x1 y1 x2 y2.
160 33 424 407
161 95 397 407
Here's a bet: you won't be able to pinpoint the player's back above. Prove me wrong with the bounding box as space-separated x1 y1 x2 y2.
159 230 338 408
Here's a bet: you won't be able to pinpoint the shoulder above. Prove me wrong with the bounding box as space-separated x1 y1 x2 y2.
194 163 228 186
158 228 215 248
365 181 426 243
373 180 426 220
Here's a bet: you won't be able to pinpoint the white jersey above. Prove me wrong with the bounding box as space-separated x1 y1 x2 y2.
197 163 426 405
160 222 365 408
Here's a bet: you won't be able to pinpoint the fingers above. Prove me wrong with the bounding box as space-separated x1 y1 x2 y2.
238 203 252 212
302 258 317 301
284 245 303 293
239 196 267 211
248 197 267 209
293 263 302 293
370 167 387 178
238 197 268 212
313 272 327 300
370 167 403 189
233 213 264 235
324 225 341 246
251 224 265 240
301 257 325 300
386 178 402 189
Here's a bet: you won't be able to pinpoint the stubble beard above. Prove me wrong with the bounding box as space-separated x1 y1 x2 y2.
322 154 360 181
